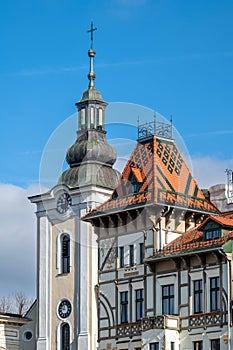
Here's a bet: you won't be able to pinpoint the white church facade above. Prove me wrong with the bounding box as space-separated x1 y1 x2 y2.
27 24 119 350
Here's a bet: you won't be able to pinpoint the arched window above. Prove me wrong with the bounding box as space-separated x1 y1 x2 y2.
62 235 70 274
61 323 70 350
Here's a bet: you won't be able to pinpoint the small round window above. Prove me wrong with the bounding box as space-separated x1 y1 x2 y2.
23 330 33 341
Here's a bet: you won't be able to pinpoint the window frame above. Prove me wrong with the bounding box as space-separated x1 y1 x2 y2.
205 229 220 240
193 279 203 314
193 340 203 350
132 182 139 193
61 323 70 350
150 343 159 350
211 339 220 350
129 245 134 266
119 246 124 268
170 342 175 350
135 289 144 321
162 284 175 315
210 277 220 311
139 242 144 264
120 291 128 323
61 235 70 274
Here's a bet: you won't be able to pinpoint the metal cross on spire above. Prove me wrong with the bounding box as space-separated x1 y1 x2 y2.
87 21 97 50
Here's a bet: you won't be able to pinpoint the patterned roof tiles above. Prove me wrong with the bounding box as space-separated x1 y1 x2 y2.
83 136 219 219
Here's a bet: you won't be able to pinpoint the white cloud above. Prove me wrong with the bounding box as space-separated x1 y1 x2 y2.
191 156 232 189
0 183 42 299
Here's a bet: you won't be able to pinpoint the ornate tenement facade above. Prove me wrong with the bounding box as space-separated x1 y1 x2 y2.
84 123 233 350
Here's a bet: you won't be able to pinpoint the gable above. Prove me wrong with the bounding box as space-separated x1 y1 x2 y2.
202 221 221 231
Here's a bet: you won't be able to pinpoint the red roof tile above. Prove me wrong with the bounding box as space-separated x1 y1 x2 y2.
150 218 233 258
154 231 233 257
197 214 233 230
83 136 219 219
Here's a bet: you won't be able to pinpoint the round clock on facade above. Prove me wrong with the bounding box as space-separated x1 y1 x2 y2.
58 299 72 319
56 193 72 214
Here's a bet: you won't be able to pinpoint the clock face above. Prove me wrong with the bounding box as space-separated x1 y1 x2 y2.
58 299 72 319
56 193 72 214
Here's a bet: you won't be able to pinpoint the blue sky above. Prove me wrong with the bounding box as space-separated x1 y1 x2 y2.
0 0 233 298
1 0 233 187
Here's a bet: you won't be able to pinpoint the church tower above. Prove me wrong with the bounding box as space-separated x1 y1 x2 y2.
29 23 119 350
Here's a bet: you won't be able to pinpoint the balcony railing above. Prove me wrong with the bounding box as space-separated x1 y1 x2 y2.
116 321 141 337
105 313 227 340
142 315 180 331
116 315 180 338
189 311 226 329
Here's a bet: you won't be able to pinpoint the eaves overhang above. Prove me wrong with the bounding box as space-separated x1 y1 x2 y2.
145 245 225 264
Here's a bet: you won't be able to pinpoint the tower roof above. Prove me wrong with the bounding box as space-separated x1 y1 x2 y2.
83 122 219 219
58 22 119 189
76 22 104 106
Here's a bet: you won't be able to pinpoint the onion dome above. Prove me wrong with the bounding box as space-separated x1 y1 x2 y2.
58 22 119 189
59 163 120 189
66 129 117 167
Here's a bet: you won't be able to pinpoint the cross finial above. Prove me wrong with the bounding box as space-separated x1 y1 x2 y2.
87 21 97 50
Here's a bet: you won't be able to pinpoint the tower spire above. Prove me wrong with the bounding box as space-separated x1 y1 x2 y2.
76 22 107 131
87 22 97 88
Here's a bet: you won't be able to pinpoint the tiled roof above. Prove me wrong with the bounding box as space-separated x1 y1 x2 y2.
148 216 233 259
152 231 233 258
83 136 219 219
197 214 233 230
222 211 233 219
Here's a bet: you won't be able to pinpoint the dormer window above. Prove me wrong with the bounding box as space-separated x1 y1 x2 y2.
131 181 139 193
205 229 220 240
130 167 143 194
201 220 222 241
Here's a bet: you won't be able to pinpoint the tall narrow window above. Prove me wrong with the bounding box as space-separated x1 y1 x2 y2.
139 242 144 264
90 107 94 128
150 343 159 350
170 342 175 350
119 246 124 268
193 341 203 350
162 284 174 315
211 339 220 350
61 323 70 350
62 235 70 274
136 289 144 320
129 245 134 266
210 277 220 311
120 291 128 323
98 108 103 127
194 280 203 313
80 109 85 129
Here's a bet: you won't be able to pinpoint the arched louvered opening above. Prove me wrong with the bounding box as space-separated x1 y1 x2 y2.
62 235 70 274
61 322 70 350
